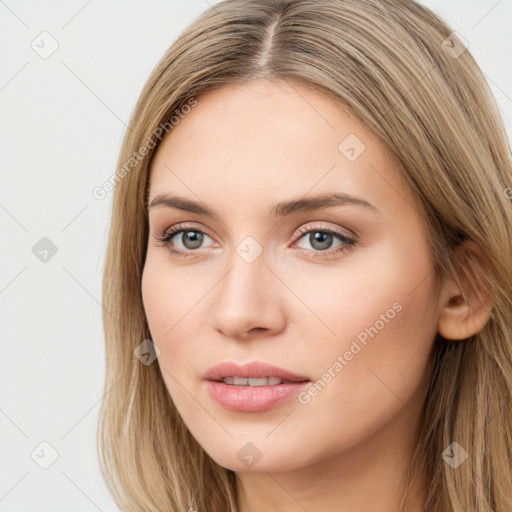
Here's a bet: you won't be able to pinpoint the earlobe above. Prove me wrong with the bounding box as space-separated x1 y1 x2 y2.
437 240 494 341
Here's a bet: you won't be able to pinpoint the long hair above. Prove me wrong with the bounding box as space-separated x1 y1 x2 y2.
97 1 512 510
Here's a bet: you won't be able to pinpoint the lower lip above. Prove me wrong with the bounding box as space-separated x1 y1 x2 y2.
205 380 310 412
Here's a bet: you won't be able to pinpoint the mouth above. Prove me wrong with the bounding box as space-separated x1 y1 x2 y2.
216 376 308 386
204 360 310 383
204 361 311 412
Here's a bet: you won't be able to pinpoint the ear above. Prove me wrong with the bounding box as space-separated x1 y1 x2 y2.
437 240 494 341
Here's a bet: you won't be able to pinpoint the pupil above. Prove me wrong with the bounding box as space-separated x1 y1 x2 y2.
311 231 332 250
183 231 203 249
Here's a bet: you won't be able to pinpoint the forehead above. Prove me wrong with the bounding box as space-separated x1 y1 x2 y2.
147 79 413 216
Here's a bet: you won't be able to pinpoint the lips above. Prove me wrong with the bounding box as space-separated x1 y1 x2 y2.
204 361 311 412
204 361 310 383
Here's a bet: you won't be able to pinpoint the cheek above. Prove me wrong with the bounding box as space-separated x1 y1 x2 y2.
296 236 438 440
295 233 437 354
141 255 210 381
141 254 201 340
141 261 168 337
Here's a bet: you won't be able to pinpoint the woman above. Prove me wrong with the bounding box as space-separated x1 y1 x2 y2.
98 1 512 510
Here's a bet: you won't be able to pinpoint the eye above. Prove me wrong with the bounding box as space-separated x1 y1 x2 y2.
292 222 357 259
153 221 357 259
154 222 214 258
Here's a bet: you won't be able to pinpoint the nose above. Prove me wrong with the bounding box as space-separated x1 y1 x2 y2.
210 252 285 340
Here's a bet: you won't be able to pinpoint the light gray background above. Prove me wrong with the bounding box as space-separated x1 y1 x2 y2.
1 0 511 510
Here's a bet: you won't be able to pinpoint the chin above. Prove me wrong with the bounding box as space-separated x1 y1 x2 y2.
202 442 309 474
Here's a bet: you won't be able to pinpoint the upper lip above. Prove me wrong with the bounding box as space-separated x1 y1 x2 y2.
204 361 310 382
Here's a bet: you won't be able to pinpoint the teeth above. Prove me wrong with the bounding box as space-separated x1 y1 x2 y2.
222 376 284 386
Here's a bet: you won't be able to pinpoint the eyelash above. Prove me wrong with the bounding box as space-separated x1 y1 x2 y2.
154 222 357 259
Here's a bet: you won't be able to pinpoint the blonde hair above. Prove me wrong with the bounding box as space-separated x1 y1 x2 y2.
97 1 512 510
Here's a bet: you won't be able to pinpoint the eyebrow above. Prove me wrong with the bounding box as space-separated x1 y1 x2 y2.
147 192 378 218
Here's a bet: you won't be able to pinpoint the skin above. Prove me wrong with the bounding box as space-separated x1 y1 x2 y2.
141 79 491 512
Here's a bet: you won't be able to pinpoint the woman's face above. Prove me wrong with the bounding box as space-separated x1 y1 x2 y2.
142 79 440 473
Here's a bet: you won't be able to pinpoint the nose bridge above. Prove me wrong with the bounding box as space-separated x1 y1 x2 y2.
212 235 278 332
220 237 269 304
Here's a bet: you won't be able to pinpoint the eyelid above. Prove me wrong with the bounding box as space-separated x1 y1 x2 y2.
156 221 214 240
153 220 358 258
294 221 356 241
155 219 355 238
